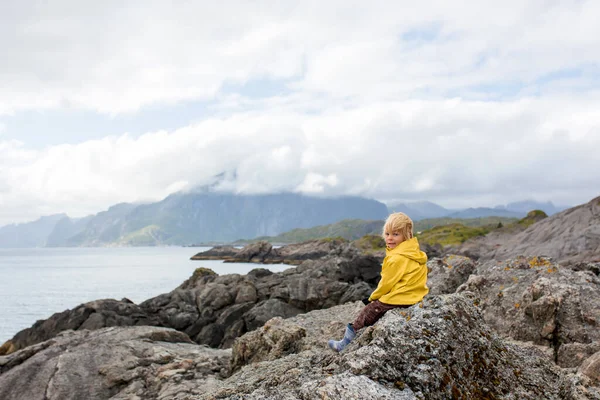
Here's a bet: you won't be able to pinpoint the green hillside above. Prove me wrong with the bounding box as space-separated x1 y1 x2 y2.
234 216 520 245
415 223 492 246
415 211 546 246
234 219 384 244
116 225 171 246
413 216 518 232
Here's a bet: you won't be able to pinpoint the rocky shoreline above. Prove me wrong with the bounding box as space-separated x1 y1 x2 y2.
190 238 352 265
1 231 600 398
1 239 381 354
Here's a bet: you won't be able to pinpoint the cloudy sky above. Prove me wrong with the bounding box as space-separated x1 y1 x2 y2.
1 1 599 226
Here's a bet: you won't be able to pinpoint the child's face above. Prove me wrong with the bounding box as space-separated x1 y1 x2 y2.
384 230 403 249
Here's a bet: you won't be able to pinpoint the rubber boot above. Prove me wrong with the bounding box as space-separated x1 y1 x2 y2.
328 323 356 352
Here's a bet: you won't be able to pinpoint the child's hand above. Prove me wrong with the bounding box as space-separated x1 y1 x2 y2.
362 297 370 305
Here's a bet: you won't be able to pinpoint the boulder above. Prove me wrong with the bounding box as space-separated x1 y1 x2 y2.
581 351 600 385
421 242 444 259
2 295 599 399
426 255 477 295
204 294 600 399
570 261 600 276
191 238 351 265
560 342 600 368
242 298 303 331
190 245 240 261
234 241 273 262
269 238 349 264
457 256 600 366
0 299 157 356
0 326 231 400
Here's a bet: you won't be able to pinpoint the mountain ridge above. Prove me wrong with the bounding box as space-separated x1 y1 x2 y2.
16 192 389 247
0 194 574 248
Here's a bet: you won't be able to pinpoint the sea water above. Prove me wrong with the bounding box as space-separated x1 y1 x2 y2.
0 247 290 344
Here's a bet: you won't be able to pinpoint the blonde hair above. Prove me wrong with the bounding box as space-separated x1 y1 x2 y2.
382 212 413 242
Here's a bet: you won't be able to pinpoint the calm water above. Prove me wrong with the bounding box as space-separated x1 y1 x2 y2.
0 247 290 344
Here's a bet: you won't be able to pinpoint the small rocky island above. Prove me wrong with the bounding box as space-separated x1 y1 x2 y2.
1 197 599 399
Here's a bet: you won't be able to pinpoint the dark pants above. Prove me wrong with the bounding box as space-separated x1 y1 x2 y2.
352 300 411 331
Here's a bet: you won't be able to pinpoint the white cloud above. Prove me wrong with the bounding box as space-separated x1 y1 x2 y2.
296 173 339 194
1 94 599 225
1 1 600 224
2 1 600 115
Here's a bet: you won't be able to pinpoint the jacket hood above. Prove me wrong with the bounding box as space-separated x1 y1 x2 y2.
386 237 428 264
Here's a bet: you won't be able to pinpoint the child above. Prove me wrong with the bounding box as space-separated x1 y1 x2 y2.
328 212 429 352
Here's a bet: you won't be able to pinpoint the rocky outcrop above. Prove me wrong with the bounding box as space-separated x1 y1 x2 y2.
189 245 241 261
426 255 477 295
570 261 600 276
5 295 595 400
2 249 600 399
451 210 547 260
456 256 600 367
413 254 600 370
191 238 350 264
0 326 231 400
2 244 380 355
0 298 158 356
204 294 600 399
480 196 600 264
581 351 600 385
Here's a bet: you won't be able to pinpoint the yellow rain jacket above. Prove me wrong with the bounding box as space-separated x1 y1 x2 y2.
368 237 429 305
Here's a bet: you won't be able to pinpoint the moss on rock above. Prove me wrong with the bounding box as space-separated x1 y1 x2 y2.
352 234 385 252
517 210 548 228
417 223 492 246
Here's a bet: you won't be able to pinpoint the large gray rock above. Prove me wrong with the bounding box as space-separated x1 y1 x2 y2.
189 245 240 261
481 196 600 265
204 294 600 399
454 210 548 260
2 295 599 399
426 255 477 295
0 326 231 400
570 261 600 276
191 238 351 265
581 351 600 385
457 256 600 367
0 298 158 356
234 241 274 263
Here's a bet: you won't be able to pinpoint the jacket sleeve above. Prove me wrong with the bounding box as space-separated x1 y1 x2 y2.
368 255 409 301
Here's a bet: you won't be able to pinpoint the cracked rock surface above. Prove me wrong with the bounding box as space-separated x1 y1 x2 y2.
457 256 600 367
0 326 230 400
203 294 600 399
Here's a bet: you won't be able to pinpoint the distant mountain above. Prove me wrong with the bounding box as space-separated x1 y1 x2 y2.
387 199 571 220
496 200 568 216
62 203 138 246
0 214 67 248
386 201 453 220
447 208 525 219
45 215 97 247
0 193 574 248
41 192 388 247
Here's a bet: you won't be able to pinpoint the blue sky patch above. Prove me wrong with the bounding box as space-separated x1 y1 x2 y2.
0 99 213 148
